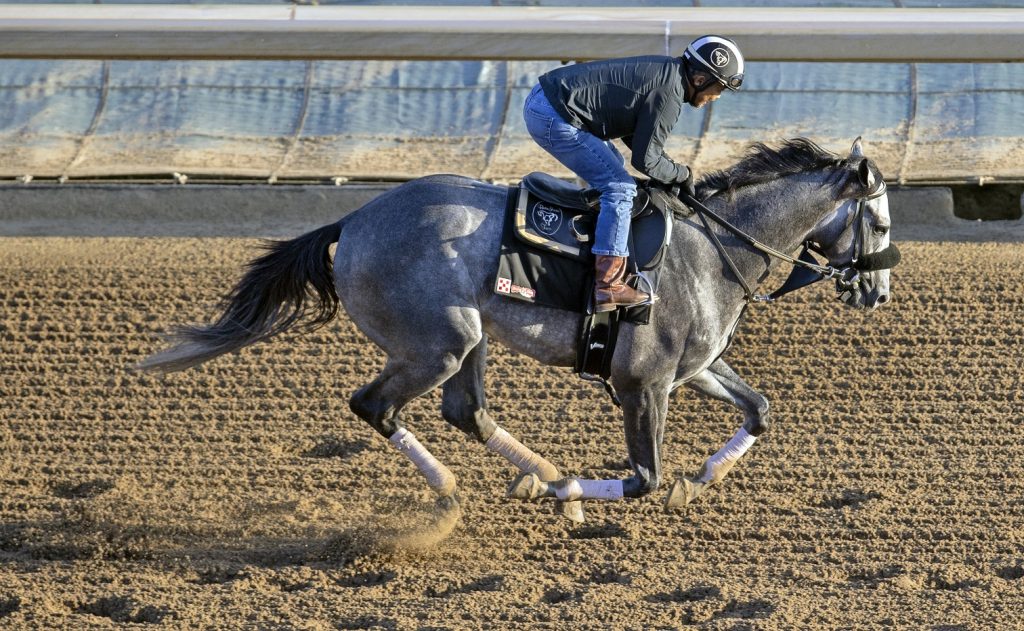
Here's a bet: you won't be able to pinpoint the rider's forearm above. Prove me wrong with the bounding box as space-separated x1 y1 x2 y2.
633 150 687 184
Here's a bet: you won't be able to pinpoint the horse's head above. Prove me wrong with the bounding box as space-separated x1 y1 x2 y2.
808 138 900 310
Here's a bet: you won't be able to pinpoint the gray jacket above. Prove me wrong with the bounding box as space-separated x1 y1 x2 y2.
539 55 689 184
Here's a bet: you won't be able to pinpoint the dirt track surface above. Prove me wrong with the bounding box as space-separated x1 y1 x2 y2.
1 237 1023 629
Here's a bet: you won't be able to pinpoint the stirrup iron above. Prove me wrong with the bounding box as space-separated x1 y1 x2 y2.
632 271 656 306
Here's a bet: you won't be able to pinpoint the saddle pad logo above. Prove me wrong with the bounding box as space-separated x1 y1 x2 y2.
495 277 536 299
711 48 730 67
531 203 563 236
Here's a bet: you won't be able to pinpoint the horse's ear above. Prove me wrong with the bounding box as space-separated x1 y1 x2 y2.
850 137 865 158
858 158 876 190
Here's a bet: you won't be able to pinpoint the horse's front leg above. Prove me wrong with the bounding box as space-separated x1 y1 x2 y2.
508 379 672 502
665 358 768 510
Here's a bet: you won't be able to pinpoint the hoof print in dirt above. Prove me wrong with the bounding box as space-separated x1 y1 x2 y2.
926 568 985 591
541 587 581 605
426 574 503 598
337 570 397 589
647 584 727 625
569 522 628 540
717 597 776 620
0 597 20 618
589 565 631 585
460 574 504 593
52 479 116 500
192 565 247 585
337 616 397 630
997 564 1024 581
846 565 905 587
819 488 883 510
75 596 172 624
647 583 721 604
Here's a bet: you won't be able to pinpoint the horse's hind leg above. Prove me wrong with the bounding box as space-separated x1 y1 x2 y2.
440 335 584 523
350 352 469 499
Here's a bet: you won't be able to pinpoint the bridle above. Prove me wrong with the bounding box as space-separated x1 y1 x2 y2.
840 180 887 265
678 180 899 304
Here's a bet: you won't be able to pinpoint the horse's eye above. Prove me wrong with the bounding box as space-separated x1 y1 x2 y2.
873 226 889 236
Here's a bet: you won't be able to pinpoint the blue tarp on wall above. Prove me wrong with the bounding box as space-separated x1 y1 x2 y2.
1 1 1022 181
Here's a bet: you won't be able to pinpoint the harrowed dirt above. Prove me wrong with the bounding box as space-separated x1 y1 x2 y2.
1 235 1023 630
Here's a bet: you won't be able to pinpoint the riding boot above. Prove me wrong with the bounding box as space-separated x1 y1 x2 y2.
594 254 651 313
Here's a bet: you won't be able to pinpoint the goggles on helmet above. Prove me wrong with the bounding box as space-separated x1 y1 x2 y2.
721 73 743 90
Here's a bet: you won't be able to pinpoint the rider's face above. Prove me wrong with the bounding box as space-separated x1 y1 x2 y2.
691 82 726 108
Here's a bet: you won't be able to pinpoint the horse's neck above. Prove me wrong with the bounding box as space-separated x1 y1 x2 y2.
710 180 836 284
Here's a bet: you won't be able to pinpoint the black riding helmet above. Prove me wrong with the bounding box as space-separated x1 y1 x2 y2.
683 35 745 91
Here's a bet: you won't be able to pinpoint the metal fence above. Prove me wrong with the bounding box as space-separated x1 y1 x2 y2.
3 58 1022 183
8 1 1023 6
1 1 1022 183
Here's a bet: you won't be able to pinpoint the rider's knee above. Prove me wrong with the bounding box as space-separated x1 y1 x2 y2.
602 180 638 204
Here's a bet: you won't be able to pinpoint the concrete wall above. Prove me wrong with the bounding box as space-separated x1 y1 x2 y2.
3 183 1022 241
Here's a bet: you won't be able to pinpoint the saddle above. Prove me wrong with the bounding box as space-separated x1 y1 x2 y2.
493 173 677 401
514 172 667 269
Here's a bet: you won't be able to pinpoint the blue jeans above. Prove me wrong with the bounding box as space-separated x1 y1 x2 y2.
523 84 636 257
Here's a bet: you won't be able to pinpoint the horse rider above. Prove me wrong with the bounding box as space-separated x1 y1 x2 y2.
524 35 745 312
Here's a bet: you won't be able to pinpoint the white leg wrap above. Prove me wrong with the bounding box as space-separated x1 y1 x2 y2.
555 479 624 502
485 427 559 481
698 427 757 485
390 428 456 496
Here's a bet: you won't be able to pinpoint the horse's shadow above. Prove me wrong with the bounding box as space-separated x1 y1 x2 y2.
301 436 371 460
0 516 380 568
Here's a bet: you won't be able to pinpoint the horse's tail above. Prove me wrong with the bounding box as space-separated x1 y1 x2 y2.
137 221 343 373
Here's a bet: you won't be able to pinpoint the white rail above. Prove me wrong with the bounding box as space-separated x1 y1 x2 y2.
1 5 1023 62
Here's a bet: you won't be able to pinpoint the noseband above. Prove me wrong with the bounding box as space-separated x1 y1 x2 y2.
799 180 901 297
680 180 900 304
846 181 902 274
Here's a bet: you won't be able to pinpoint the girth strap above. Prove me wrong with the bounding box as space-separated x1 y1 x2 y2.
575 299 622 407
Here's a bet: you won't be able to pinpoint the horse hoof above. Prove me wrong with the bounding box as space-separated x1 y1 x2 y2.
664 478 704 511
432 469 458 499
556 500 585 524
433 493 460 517
378 492 462 552
507 472 546 500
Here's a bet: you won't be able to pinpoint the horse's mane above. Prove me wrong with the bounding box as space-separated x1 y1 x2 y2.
697 138 843 201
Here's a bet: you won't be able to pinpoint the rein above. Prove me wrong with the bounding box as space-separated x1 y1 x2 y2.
678 183 890 303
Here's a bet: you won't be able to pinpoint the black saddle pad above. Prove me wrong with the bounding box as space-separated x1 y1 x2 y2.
493 185 668 323
511 183 670 269
494 187 589 311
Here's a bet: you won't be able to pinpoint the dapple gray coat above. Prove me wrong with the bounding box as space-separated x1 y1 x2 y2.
140 138 893 523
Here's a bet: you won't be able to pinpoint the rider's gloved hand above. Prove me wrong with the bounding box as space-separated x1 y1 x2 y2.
652 179 679 196
676 166 696 200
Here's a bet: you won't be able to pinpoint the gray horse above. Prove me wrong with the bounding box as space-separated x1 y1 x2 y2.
140 137 894 524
